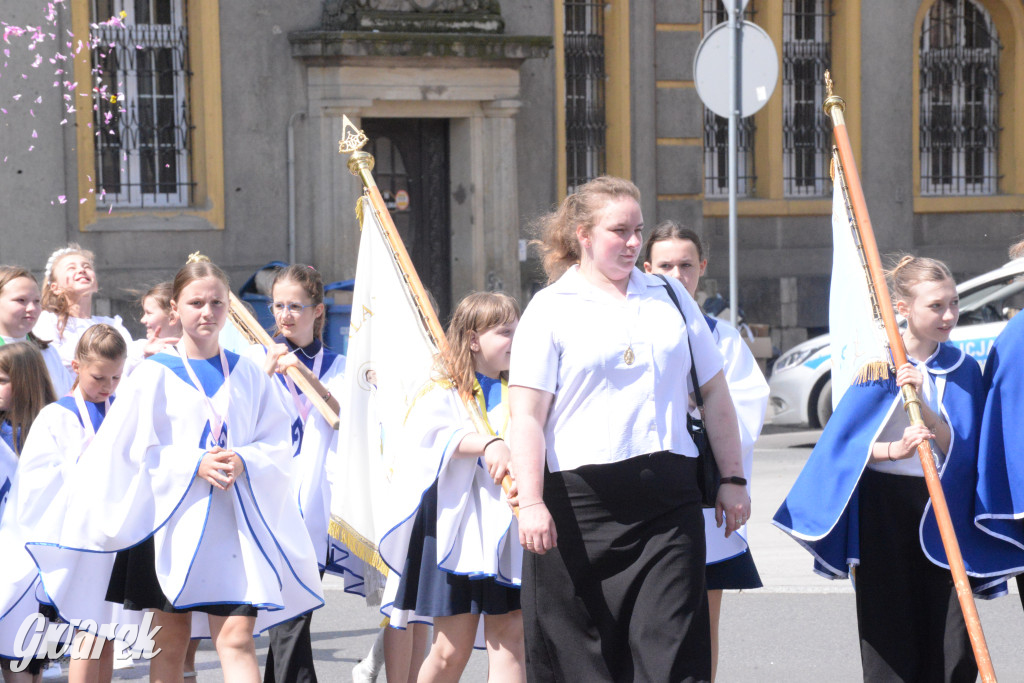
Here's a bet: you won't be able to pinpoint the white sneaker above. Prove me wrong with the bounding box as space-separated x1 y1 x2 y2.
41 661 62 679
351 657 379 683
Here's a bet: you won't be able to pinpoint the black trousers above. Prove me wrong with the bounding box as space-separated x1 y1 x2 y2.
523 453 710 683
856 469 976 683
264 610 317 683
263 566 325 683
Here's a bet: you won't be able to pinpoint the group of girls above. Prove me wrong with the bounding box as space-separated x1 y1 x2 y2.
0 247 350 683
775 245 1024 682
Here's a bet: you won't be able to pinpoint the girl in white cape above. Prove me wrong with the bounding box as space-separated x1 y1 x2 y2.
32 245 136 373
5 325 130 683
644 222 769 682
245 264 344 683
26 261 324 683
0 342 55 683
379 292 525 683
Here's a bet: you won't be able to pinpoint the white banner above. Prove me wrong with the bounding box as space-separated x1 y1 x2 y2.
829 175 888 408
332 197 439 572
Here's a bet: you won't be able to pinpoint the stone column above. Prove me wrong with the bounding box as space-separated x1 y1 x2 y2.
481 99 522 297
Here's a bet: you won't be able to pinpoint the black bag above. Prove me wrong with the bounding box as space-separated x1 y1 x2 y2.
657 275 721 508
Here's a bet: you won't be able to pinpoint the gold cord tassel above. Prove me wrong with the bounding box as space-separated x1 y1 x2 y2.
851 360 893 385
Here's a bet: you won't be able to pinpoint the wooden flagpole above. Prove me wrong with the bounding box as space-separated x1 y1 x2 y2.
823 72 996 682
339 118 517 512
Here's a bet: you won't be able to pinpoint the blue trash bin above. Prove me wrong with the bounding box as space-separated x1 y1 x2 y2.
323 280 355 354
238 261 287 337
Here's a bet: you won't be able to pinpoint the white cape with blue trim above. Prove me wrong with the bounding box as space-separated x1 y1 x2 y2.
25 354 324 636
242 344 347 572
378 382 520 631
0 402 147 657
0 432 49 659
703 318 769 565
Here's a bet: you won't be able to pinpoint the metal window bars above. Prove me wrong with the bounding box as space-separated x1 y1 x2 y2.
920 0 1000 196
782 0 832 197
564 0 606 195
702 0 757 198
91 0 193 208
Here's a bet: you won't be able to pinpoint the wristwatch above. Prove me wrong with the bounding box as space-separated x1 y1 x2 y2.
720 476 747 486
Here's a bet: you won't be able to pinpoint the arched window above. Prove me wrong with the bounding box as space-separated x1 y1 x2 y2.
919 0 1000 195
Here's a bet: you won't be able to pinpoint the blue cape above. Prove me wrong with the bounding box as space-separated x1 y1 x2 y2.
975 312 1024 558
774 343 1020 594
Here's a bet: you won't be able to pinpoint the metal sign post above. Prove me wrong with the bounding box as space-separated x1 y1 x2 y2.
694 2 777 328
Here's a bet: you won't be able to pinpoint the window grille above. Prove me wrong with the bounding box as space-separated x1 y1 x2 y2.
702 0 757 198
564 0 606 194
920 0 999 195
92 0 193 207
782 0 832 197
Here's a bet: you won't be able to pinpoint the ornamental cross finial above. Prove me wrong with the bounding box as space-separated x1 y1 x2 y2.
824 70 834 98
339 115 369 154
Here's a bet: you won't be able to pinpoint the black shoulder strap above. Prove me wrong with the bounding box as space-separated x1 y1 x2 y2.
655 274 705 409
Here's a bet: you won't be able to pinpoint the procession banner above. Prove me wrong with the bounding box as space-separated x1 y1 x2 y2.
329 196 438 581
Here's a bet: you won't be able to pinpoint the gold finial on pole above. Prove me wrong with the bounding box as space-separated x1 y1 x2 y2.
822 70 846 124
337 114 376 187
338 115 369 155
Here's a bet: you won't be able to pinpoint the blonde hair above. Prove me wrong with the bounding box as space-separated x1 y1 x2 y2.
1009 238 1024 260
440 292 521 403
74 323 128 367
886 255 954 303
171 261 230 302
41 243 96 339
0 342 56 454
533 176 642 282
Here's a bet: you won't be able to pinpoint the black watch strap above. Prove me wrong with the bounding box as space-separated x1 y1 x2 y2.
720 476 747 486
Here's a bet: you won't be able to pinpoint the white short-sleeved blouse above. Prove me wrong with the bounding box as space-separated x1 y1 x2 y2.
510 266 724 473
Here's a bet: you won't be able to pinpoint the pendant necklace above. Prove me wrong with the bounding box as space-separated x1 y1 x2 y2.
622 298 638 366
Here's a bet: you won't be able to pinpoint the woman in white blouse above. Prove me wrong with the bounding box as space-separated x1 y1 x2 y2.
509 176 749 682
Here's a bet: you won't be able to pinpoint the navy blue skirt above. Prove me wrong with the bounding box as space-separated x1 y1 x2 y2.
705 548 763 591
392 482 520 617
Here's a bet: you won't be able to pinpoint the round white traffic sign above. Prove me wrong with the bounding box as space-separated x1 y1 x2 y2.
693 21 778 118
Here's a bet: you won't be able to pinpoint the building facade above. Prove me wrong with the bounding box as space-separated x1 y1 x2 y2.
0 0 1021 350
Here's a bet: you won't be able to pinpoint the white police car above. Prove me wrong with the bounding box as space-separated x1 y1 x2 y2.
768 258 1024 427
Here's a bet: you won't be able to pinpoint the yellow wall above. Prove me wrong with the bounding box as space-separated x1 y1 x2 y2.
72 0 225 230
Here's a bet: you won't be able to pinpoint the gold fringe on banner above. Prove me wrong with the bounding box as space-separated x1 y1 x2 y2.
328 515 389 577
851 360 893 386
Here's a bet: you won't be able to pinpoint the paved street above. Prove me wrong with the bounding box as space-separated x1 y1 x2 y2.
78 427 1024 681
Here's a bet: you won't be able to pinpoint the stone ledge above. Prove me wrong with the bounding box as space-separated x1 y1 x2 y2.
290 30 552 63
